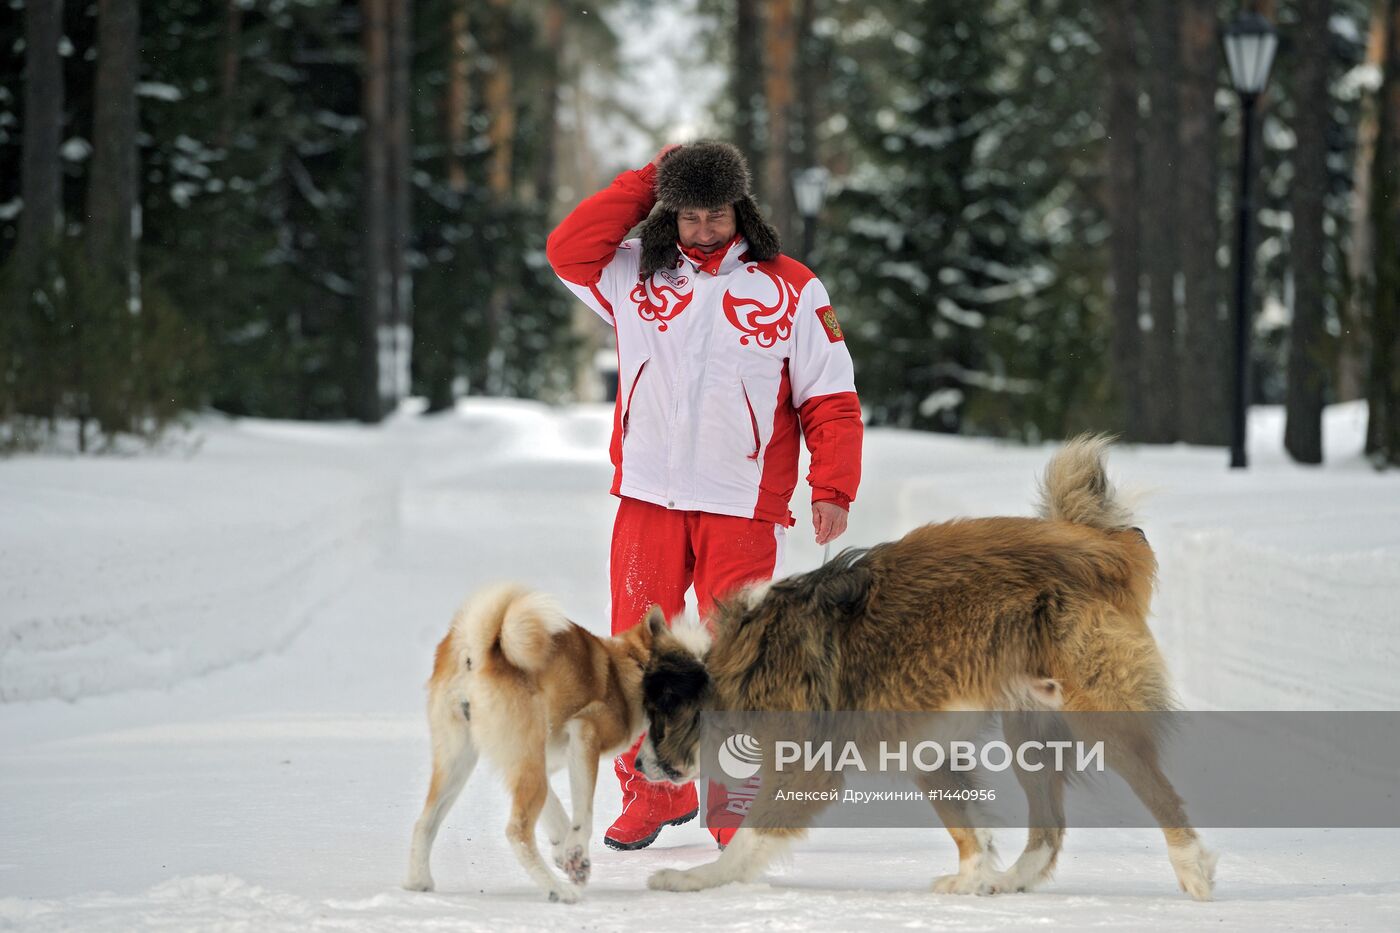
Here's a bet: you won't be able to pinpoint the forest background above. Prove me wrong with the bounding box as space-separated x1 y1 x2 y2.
2 0 1398 466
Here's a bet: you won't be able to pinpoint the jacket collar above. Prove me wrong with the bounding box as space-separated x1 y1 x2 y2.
677 235 750 277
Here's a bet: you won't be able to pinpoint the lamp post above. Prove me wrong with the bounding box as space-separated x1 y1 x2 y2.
792 166 831 262
1223 13 1278 469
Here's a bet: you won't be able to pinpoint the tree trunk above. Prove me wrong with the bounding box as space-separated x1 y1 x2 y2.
792 0 821 258
535 0 566 217
1368 0 1400 464
1285 0 1331 464
484 0 515 201
359 0 390 422
483 0 516 395
10 0 65 285
357 0 412 420
795 0 818 165
388 0 413 408
1101 0 1145 438
1341 0 1388 402
1140 0 1181 443
217 0 243 150
1176 0 1228 445
208 0 243 381
85 0 140 287
733 0 765 187
763 0 798 247
445 0 471 194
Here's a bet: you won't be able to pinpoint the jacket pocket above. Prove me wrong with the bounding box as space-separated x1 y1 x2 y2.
622 358 649 439
741 379 761 461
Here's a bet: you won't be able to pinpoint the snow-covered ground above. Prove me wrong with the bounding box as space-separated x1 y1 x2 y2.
2 400 1397 930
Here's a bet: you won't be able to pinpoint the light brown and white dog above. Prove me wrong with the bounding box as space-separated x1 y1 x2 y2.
403 584 673 903
636 436 1219 901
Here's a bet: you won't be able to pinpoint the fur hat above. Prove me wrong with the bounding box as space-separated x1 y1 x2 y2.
639 141 781 277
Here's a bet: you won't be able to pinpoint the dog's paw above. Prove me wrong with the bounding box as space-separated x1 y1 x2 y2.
1178 875 1214 901
931 871 999 896
563 845 591 885
402 873 434 893
984 870 1029 895
1171 843 1218 901
551 842 566 871
546 883 582 904
648 867 708 893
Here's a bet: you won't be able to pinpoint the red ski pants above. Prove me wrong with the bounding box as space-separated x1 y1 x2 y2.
609 497 784 832
609 497 785 636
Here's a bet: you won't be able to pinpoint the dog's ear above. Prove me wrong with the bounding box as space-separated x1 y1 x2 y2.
813 565 871 617
644 605 668 640
708 594 741 632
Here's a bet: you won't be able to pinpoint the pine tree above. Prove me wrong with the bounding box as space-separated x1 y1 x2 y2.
817 0 1111 438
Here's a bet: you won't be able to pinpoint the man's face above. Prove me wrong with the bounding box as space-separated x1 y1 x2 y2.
677 204 737 254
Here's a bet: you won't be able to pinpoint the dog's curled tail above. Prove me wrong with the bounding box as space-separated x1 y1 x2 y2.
1037 433 1134 531
454 583 571 674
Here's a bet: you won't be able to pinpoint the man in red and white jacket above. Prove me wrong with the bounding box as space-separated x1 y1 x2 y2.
546 141 863 851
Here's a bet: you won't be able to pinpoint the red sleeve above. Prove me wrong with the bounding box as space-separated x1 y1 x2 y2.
798 391 863 509
812 489 851 511
545 164 658 286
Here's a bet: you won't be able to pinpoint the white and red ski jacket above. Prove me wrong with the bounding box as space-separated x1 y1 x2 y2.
546 162 863 527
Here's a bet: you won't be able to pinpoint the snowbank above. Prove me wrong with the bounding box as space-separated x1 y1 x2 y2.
1147 404 1400 709
0 417 400 702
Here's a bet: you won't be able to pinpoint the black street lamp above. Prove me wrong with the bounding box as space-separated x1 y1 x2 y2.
792 166 831 262
1223 12 1278 469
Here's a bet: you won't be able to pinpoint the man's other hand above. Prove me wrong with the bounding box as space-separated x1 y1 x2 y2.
812 501 848 546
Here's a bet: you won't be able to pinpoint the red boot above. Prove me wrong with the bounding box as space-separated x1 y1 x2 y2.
604 736 699 851
706 776 760 849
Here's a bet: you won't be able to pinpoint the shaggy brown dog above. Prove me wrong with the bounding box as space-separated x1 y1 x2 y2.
636 436 1217 900
404 585 673 903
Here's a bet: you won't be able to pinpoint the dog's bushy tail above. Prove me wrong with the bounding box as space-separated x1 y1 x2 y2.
452 583 570 674
1037 434 1134 531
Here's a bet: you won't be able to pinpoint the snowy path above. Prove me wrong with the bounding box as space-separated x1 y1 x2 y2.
2 401 1398 930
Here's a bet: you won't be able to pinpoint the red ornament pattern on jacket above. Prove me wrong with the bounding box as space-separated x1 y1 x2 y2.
630 272 693 331
722 266 801 348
